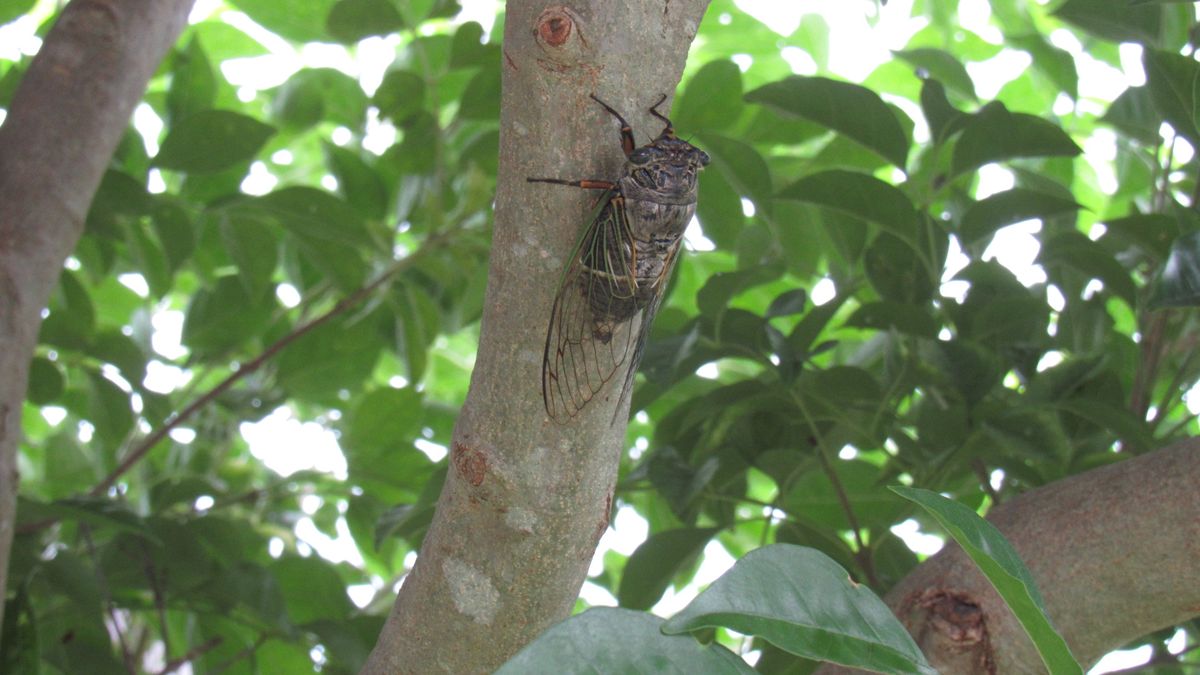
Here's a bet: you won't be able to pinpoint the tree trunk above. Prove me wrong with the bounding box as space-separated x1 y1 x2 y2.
815 439 1200 674
360 1 710 672
0 0 194 631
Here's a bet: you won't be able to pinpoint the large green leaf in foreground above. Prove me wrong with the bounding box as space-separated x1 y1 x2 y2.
892 487 1081 675
662 545 937 675
495 607 754 675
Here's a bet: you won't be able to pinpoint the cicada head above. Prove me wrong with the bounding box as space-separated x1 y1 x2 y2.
625 135 709 198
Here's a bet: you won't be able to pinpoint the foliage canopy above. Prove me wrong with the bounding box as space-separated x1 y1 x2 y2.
2 0 1199 672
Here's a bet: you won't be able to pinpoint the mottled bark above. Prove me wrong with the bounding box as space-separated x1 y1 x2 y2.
0 0 194 631
816 439 1200 674
361 2 710 673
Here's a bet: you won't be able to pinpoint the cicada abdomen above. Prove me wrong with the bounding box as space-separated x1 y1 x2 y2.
530 94 710 422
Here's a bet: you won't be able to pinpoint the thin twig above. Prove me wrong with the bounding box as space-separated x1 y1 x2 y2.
157 636 223 675
140 538 171 658
791 388 879 586
972 459 1001 505
1130 310 1170 430
210 634 270 675
89 255 419 497
82 525 137 674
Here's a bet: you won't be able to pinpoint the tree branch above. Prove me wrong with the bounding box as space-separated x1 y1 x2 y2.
361 2 711 672
90 253 422 497
0 0 194 629
815 438 1200 674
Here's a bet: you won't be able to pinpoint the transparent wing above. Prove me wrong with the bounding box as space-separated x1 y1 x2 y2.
543 193 639 421
612 240 682 421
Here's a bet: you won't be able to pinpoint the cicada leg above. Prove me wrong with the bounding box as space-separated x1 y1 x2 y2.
526 178 616 190
588 94 636 157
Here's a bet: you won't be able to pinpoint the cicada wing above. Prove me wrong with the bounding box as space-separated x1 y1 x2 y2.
612 239 683 421
543 193 639 420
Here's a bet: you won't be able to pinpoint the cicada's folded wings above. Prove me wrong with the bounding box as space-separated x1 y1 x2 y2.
542 193 639 421
612 236 682 421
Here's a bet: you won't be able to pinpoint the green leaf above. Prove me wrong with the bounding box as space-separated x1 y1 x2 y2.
151 201 197 274
218 213 278 299
1008 33 1078 101
1100 85 1162 144
25 497 153 540
86 371 134 450
783 459 902 531
324 142 389 219
271 555 354 624
919 78 967 143
1055 398 1155 452
27 357 64 404
661 545 936 675
326 0 405 43
676 60 745 131
864 233 936 304
1100 214 1177 261
891 487 1082 674
181 274 275 358
1150 231 1200 309
497 608 755 675
124 219 172 298
0 0 35 25
391 283 441 383
243 186 373 248
450 22 494 68
893 48 976 100
1040 230 1137 308
271 68 369 131
342 387 423 454
166 37 217 125
706 129 773 220
91 330 148 385
191 21 270 62
766 289 807 318
618 527 720 610
1144 49 1200 147
697 164 745 249
374 69 427 123
1052 0 1162 45
459 66 501 120
0 583 38 674
746 75 909 169
845 301 939 338
227 0 340 42
154 110 275 174
959 188 1083 245
274 317 384 402
696 263 784 317
951 102 1081 177
778 170 921 247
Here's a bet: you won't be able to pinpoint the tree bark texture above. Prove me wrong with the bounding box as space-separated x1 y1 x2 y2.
0 0 194 631
361 1 710 672
816 439 1200 674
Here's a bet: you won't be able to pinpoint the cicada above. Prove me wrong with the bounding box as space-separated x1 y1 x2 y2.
529 94 709 422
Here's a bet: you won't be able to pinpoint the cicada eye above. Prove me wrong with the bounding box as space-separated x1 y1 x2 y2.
697 150 711 167
629 147 654 164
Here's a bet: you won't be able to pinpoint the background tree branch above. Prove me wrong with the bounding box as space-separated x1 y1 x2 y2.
816 438 1200 674
361 1 711 672
0 0 194 628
